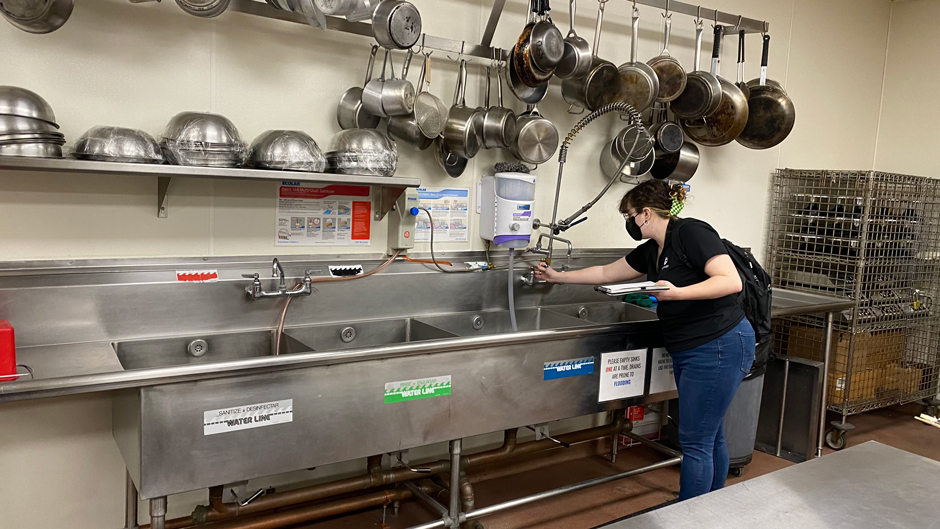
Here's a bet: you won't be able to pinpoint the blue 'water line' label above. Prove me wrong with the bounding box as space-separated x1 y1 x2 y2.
543 357 595 380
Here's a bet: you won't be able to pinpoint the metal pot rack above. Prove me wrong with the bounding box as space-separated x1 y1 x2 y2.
225 0 768 63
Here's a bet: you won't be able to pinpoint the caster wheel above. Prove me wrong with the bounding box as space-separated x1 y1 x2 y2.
729 467 744 477
927 405 938 418
825 429 846 450
471 522 485 529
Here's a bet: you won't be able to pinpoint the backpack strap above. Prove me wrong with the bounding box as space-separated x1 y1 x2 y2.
669 218 694 269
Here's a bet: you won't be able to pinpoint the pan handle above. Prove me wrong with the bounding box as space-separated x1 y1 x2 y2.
693 20 703 72
417 53 428 94
364 45 379 87
593 0 607 56
458 59 469 107
496 61 506 107
485 66 492 108
760 34 770 86
711 24 722 77
568 0 576 35
630 8 639 64
737 30 745 84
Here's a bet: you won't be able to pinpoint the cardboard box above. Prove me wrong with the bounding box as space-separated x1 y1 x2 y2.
888 364 925 395
829 367 891 406
788 326 906 377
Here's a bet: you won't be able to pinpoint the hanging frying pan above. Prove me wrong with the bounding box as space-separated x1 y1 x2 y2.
646 4 686 103
671 18 720 120
616 6 659 112
560 0 620 112
680 25 748 147
737 34 795 149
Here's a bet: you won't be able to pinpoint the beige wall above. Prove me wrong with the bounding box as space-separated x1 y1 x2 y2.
0 0 892 527
874 0 940 177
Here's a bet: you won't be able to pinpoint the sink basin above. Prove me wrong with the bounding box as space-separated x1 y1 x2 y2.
115 330 310 370
545 302 659 324
415 308 589 336
284 318 457 352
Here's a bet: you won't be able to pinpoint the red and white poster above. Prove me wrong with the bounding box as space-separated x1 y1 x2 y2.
276 183 371 246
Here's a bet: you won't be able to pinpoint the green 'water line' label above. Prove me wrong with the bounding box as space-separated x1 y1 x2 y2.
384 376 452 403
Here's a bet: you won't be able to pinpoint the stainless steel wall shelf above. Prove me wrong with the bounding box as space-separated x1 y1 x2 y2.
0 157 419 220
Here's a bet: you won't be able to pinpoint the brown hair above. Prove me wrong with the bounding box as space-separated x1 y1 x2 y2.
619 180 687 218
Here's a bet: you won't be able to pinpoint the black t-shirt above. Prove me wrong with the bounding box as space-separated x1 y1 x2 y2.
625 218 745 353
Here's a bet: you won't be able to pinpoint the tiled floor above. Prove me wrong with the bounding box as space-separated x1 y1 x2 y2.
302 402 938 529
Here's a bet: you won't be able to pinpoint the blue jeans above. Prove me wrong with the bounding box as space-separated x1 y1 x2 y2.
671 318 755 501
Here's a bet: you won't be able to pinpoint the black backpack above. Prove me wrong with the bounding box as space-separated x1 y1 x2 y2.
670 219 773 378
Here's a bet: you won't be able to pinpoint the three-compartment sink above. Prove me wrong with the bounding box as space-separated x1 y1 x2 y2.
113 304 656 370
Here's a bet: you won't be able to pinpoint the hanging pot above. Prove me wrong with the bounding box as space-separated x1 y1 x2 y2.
671 19 721 120
651 141 698 181
482 66 518 149
336 45 382 129
648 105 683 157
680 25 748 147
442 60 483 159
737 34 795 150
555 0 593 79
511 104 558 165
371 0 422 50
560 0 619 112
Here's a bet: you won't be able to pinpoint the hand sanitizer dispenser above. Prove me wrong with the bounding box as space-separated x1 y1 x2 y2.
479 172 536 248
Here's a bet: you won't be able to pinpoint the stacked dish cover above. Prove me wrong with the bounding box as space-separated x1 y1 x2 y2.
160 112 247 167
0 86 65 158
71 126 165 164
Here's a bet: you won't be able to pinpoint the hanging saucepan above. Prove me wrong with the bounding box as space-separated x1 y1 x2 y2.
380 51 416 117
651 141 698 181
434 136 468 178
337 45 382 130
371 0 423 50
528 0 565 75
647 104 683 157
616 7 659 112
482 66 518 149
442 59 482 159
514 0 555 88
560 0 620 112
361 49 390 118
555 0 593 79
387 52 433 150
646 4 686 103
680 25 748 147
671 18 721 120
600 125 655 178
0 0 72 33
511 104 559 165
737 34 796 150
507 54 548 104
735 29 750 100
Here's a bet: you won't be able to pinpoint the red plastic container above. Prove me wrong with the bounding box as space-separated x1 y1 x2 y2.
0 320 16 381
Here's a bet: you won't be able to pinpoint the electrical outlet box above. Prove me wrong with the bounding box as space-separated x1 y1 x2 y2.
388 188 420 254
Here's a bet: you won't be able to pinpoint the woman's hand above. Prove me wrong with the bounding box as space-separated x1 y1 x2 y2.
535 262 562 283
653 280 686 301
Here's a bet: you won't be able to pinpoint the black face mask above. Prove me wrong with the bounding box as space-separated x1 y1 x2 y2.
626 214 646 241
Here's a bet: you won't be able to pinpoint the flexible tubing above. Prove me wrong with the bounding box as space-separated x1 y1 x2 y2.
508 247 518 332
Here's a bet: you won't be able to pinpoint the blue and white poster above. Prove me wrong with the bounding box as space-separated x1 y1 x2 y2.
416 187 470 242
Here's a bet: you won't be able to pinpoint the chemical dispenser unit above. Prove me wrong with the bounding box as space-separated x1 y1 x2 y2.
479 172 536 248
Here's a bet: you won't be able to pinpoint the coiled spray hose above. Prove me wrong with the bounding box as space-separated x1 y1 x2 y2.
546 103 645 256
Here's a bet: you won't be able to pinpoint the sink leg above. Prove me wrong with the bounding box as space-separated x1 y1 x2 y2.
610 433 619 463
449 439 462 525
149 497 167 529
125 471 138 529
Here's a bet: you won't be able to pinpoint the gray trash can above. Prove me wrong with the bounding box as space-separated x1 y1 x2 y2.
723 372 765 474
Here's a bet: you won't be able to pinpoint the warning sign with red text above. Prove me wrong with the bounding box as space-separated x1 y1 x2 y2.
276 182 371 246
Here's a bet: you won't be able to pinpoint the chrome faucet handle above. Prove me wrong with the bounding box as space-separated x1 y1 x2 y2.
272 258 286 292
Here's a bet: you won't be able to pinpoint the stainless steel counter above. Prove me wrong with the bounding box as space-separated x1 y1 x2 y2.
603 441 940 529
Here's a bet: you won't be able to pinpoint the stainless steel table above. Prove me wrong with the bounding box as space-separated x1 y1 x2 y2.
603 441 940 529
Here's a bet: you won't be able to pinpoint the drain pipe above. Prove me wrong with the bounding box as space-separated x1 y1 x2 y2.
448 440 462 523
125 472 139 529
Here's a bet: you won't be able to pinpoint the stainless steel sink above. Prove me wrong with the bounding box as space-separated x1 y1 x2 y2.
546 302 660 324
415 308 589 336
114 330 310 370
284 318 457 352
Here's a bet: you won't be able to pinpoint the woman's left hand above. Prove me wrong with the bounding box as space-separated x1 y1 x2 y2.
653 280 686 301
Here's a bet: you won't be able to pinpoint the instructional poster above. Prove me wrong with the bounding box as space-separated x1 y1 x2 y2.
415 187 470 242
649 348 677 394
598 349 647 402
276 183 371 246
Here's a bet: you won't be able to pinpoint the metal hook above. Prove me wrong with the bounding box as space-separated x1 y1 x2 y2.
664 0 669 17
762 21 768 36
713 8 718 27
734 15 742 32
419 34 426 55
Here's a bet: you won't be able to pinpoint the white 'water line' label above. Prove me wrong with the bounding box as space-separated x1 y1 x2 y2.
203 399 293 436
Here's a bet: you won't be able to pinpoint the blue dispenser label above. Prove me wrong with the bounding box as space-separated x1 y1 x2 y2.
543 357 595 380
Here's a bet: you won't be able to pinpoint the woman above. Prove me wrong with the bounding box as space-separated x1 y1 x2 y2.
535 180 755 501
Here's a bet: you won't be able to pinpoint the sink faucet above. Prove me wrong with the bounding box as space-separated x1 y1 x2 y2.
246 258 313 300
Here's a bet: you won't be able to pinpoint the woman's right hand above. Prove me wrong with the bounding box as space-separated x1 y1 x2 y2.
535 261 561 283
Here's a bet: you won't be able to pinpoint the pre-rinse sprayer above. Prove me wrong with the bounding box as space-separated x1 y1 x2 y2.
532 103 644 263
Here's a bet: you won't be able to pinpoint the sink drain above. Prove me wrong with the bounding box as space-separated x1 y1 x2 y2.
187 339 209 357
471 315 485 330
341 327 357 343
